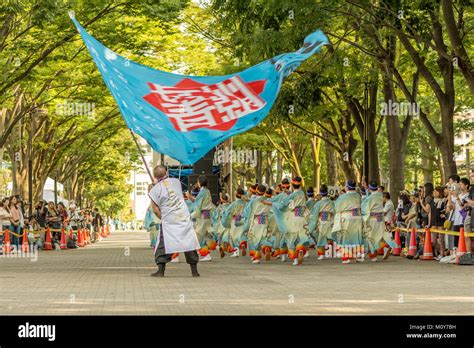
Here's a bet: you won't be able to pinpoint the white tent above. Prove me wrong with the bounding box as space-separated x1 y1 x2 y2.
5 177 67 205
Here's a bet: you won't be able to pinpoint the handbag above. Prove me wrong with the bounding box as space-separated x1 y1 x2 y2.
443 210 453 230
459 253 474 266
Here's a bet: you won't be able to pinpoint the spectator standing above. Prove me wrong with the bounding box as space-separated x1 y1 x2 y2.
68 204 82 232
92 208 103 241
447 178 469 253
16 198 25 248
396 192 411 227
465 172 474 253
433 187 447 259
9 196 22 249
34 201 48 230
46 202 62 243
402 193 419 257
57 202 69 230
85 210 93 233
396 192 411 248
0 199 12 254
383 192 395 234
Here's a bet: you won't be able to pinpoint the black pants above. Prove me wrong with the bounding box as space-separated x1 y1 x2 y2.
154 228 199 265
453 224 462 246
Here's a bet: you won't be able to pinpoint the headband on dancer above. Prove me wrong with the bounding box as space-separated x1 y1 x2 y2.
368 183 378 190
281 183 290 188
256 187 265 195
307 192 314 197
319 190 328 196
291 178 302 185
346 180 356 190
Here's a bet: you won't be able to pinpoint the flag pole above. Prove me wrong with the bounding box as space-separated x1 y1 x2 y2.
129 129 154 182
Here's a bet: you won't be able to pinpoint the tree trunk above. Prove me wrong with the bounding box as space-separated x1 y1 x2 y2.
325 140 338 185
383 70 409 205
439 101 457 177
255 150 262 184
367 116 380 183
437 154 446 184
339 158 357 182
276 152 283 184
421 141 434 184
264 151 273 186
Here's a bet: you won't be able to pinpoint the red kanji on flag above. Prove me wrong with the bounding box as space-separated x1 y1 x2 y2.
143 76 266 132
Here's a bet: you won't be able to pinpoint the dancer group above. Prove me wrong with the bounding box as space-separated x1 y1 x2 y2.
156 174 399 266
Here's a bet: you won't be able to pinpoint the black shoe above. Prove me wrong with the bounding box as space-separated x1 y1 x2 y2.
151 263 165 277
190 263 200 277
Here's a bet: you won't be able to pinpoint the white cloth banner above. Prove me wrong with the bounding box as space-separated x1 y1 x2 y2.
149 177 200 253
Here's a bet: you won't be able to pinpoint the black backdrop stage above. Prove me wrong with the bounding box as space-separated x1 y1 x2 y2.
168 149 221 204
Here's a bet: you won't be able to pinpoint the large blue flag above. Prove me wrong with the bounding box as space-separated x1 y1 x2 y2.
69 12 328 164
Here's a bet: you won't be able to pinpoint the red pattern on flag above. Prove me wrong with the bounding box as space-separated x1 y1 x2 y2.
143 76 266 132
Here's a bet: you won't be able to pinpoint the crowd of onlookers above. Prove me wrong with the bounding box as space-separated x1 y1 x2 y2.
0 196 106 252
392 174 474 261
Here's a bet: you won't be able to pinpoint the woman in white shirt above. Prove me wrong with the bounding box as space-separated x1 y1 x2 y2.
383 192 395 227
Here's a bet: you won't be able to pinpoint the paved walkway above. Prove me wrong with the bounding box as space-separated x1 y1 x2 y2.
0 230 472 315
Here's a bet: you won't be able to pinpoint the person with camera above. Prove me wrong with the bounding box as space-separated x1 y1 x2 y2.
446 177 469 254
68 204 82 246
34 201 48 229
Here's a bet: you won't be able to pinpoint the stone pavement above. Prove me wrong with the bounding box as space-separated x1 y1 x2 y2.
0 230 472 315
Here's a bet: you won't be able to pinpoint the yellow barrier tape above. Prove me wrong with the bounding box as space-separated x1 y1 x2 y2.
0 229 91 237
396 227 474 238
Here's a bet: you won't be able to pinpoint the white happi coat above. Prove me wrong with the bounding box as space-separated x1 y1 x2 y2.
148 177 200 253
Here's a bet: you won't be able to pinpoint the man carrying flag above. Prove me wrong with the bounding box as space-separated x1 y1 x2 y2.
148 165 201 277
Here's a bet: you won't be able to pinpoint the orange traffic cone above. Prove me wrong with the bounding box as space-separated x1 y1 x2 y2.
21 229 29 254
3 228 11 254
83 229 88 245
421 227 434 260
60 229 67 250
407 227 417 258
43 227 53 250
107 225 110 236
78 229 84 247
456 227 467 264
85 229 90 244
101 226 107 238
392 228 401 256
